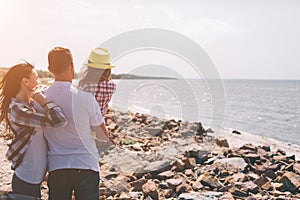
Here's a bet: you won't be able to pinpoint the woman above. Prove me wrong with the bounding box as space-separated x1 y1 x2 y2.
0 62 67 198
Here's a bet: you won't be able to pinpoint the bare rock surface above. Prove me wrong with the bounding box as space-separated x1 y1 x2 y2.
1 109 300 199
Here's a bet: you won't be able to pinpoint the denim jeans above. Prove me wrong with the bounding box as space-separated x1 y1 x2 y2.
48 169 100 200
11 173 41 198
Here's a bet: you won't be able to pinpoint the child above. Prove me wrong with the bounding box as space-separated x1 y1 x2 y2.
77 48 116 116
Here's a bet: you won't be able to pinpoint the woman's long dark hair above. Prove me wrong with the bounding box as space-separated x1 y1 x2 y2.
0 62 34 129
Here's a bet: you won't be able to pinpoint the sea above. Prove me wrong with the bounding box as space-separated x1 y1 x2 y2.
110 79 300 146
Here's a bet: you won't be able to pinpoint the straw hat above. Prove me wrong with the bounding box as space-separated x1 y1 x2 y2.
85 48 115 69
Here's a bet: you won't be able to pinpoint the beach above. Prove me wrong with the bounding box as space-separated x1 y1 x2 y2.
0 109 299 199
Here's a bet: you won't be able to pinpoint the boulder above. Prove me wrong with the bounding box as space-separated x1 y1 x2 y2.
131 177 147 191
142 180 159 199
240 144 257 152
102 174 131 197
278 172 300 192
214 157 248 171
157 170 175 180
192 181 204 191
241 181 259 193
243 153 260 165
216 137 229 147
176 182 192 194
166 178 183 188
294 163 300 174
197 174 223 189
232 130 241 135
254 175 269 187
228 187 247 197
232 173 248 182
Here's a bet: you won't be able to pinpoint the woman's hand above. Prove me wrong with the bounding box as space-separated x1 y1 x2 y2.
32 85 49 106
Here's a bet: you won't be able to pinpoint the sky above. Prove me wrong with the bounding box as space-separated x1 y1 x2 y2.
0 0 299 79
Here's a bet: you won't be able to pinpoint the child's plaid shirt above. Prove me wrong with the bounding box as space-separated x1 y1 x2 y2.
78 79 116 116
6 98 67 169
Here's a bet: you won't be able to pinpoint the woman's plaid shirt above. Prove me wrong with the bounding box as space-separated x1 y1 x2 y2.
78 79 116 116
6 98 67 169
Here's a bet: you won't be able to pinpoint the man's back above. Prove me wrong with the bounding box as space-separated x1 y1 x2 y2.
44 81 103 172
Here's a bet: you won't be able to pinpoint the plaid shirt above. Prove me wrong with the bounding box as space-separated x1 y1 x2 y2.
6 98 67 169
79 79 116 116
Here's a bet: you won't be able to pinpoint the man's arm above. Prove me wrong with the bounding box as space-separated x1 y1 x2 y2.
91 123 109 141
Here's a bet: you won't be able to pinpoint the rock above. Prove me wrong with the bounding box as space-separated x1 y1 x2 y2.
184 169 194 177
240 144 257 152
142 180 159 199
216 137 229 147
273 155 288 162
196 122 206 136
129 191 144 199
243 153 260 165
197 174 223 189
276 149 286 156
294 163 300 174
254 175 269 187
214 157 248 171
260 145 271 152
180 130 195 138
144 128 164 136
264 170 277 180
206 128 214 133
185 149 209 164
176 182 192 194
184 158 197 168
247 173 260 181
179 191 223 200
119 192 131 200
221 192 234 200
163 120 179 130
131 177 147 191
278 172 300 192
257 148 267 158
228 187 247 197
273 183 284 190
241 181 259 193
102 174 131 197
208 162 237 177
175 159 186 171
192 181 204 191
166 178 183 188
254 164 268 175
284 163 294 172
108 123 118 131
267 163 281 171
157 170 175 180
232 130 241 135
204 157 218 165
261 181 272 191
144 160 172 175
160 189 173 198
0 194 9 200
159 182 169 189
232 173 248 182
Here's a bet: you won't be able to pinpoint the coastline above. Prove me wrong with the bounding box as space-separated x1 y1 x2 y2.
209 127 300 161
0 108 299 199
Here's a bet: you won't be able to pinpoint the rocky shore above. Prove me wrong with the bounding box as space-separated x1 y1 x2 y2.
0 109 299 199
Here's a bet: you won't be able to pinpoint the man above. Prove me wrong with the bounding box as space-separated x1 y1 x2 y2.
43 46 110 200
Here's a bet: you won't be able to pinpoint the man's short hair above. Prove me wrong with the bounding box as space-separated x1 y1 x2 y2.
48 47 73 74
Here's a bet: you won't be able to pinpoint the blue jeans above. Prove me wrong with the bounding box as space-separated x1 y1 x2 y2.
48 169 100 200
11 173 41 198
